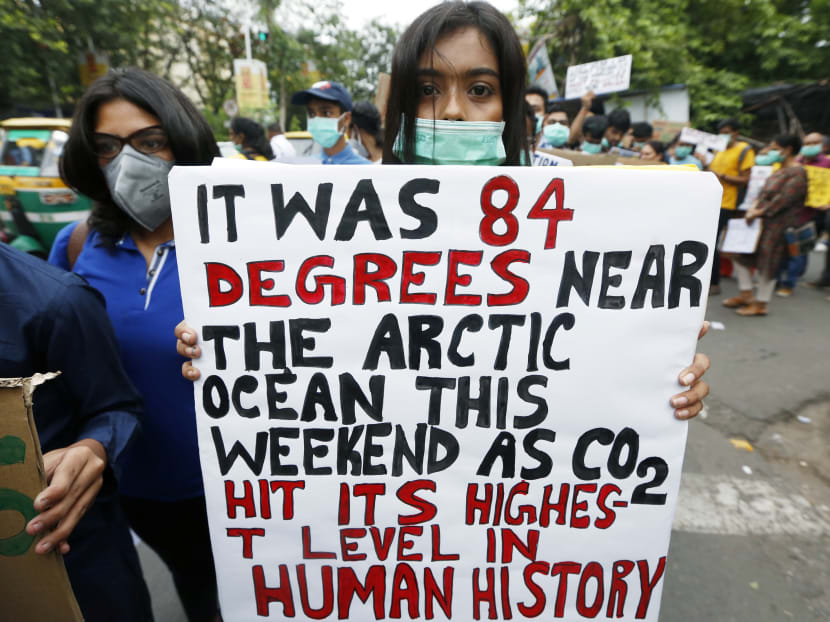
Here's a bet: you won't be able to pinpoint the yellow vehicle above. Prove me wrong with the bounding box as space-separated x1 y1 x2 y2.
0 118 91 255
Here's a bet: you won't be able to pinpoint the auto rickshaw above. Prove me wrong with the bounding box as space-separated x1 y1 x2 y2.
0 118 92 256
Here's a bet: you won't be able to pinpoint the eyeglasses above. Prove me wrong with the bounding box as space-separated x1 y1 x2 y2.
92 125 169 159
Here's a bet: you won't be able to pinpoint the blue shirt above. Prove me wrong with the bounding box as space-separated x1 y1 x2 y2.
0 243 142 479
319 143 371 165
50 224 203 501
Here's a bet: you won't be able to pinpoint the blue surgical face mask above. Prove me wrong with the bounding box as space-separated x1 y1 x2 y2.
601 137 610 150
542 122 570 147
633 141 647 150
535 115 543 135
393 118 506 165
674 145 693 159
308 115 344 148
581 140 602 155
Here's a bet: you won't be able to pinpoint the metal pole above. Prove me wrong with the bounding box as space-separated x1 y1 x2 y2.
244 25 252 61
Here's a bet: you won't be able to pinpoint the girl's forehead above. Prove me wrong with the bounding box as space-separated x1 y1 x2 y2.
418 27 499 73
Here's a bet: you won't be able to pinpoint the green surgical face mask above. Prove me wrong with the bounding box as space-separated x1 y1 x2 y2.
633 141 647 150
601 137 610 150
765 149 782 163
393 118 506 165
674 146 693 159
542 122 569 147
535 115 543 135
754 153 777 166
581 141 602 155
800 144 822 158
307 115 344 149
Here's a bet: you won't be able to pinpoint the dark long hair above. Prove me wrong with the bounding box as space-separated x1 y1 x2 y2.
61 67 219 242
382 1 528 165
231 117 275 160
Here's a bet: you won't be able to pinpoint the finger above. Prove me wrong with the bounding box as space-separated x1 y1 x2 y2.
176 339 201 359
182 360 201 381
678 352 710 386
30 456 104 535
34 449 87 512
671 380 709 411
41 449 66 484
35 479 101 554
675 400 704 420
698 321 710 341
175 321 197 345
59 541 71 555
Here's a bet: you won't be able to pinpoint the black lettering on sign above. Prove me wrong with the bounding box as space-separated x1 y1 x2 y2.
631 245 666 309
598 251 632 310
202 325 240 370
398 178 439 239
669 241 708 308
335 179 392 241
271 183 333 240
213 185 245 242
557 251 599 307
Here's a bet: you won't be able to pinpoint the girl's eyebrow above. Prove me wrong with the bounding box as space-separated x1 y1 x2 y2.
417 67 499 78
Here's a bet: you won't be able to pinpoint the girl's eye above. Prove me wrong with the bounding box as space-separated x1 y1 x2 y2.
420 84 438 97
470 84 494 97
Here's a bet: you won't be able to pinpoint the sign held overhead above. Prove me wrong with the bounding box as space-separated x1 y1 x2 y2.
565 54 632 99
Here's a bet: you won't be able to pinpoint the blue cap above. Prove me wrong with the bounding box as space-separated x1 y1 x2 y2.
291 80 352 112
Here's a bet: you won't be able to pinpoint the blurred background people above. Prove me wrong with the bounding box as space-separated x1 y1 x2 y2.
581 114 608 154
267 121 296 161
230 116 274 160
725 134 806 316
640 139 666 162
707 117 755 295
669 137 703 169
349 100 384 162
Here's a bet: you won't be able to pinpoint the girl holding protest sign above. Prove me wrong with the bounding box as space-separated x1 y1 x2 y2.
50 68 222 622
177 0 710 422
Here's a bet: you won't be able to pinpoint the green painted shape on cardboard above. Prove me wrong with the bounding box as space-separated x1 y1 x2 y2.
0 435 25 465
0 489 37 556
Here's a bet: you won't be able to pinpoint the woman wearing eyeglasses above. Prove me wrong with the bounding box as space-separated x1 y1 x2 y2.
48 68 222 622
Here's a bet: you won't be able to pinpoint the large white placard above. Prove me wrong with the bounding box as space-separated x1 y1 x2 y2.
170 163 721 621
565 55 632 99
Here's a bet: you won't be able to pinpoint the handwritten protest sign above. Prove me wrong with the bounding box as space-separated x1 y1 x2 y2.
737 166 774 211
565 55 632 99
170 163 720 621
719 219 762 254
805 165 830 208
533 151 573 167
527 40 559 99
679 128 728 153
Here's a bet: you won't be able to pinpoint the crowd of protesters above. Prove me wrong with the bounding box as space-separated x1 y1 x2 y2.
5 0 829 620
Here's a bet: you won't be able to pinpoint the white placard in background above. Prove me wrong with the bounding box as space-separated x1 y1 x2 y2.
565 55 632 99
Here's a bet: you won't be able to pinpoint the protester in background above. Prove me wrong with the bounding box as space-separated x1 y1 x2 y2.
640 140 666 162
724 134 806 316
536 102 570 150
604 108 631 149
630 122 653 151
179 0 711 422
525 101 539 154
229 116 274 161
669 137 703 169
50 67 221 622
1 244 152 622
581 114 608 154
707 117 755 296
291 80 370 165
798 131 830 251
350 100 384 163
568 89 604 145
267 121 296 161
524 85 548 118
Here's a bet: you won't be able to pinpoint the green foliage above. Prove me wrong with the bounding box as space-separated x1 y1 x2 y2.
521 0 830 128
1 0 398 125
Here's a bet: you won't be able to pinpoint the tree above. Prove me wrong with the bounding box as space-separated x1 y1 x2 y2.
520 0 830 128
